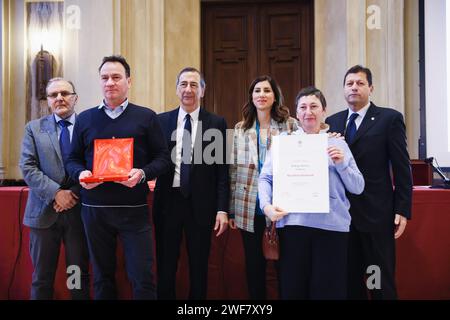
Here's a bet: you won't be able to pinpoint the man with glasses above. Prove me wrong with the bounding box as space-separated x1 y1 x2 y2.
65 55 170 299
19 77 90 299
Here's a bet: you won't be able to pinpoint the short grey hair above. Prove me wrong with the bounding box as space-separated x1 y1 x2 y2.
176 67 206 89
45 77 77 94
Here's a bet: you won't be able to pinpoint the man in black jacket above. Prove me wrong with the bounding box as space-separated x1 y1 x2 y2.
153 67 229 300
325 65 412 300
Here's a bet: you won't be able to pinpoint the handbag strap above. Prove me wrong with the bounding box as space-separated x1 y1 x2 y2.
270 222 276 233
268 222 277 241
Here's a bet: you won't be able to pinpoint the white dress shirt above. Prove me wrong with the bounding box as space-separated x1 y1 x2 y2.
172 106 200 187
98 99 129 119
346 102 371 130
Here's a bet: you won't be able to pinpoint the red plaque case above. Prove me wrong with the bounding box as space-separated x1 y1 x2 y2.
80 138 134 183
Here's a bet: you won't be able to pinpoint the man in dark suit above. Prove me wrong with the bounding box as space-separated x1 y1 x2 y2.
325 65 412 300
19 78 89 299
153 67 229 300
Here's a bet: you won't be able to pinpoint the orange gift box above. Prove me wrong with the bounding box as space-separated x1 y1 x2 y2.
80 138 134 183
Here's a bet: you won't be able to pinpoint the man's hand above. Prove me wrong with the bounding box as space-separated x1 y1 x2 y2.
394 214 407 239
214 212 228 237
79 170 103 189
116 168 143 188
328 132 343 139
54 189 79 212
328 146 344 164
53 202 64 213
263 204 288 222
228 218 237 229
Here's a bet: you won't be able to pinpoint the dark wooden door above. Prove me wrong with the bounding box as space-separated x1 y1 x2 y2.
202 0 314 128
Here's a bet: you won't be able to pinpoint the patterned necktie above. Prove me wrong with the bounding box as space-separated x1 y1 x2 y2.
58 120 72 163
180 114 192 198
345 113 359 144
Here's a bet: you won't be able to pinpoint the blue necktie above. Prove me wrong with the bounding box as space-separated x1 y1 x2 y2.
58 120 72 163
345 113 359 144
180 114 192 198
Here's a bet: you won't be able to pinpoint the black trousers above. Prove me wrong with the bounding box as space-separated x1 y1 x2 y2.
279 225 348 300
240 214 268 300
29 206 90 300
157 188 213 300
347 224 397 300
81 205 155 300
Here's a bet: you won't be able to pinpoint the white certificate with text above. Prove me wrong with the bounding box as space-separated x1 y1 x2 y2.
272 134 329 213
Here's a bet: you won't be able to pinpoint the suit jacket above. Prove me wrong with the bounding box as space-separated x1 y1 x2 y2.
19 114 80 228
229 117 298 232
153 107 229 227
325 102 412 232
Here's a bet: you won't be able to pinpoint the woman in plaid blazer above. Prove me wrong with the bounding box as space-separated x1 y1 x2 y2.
228 75 298 299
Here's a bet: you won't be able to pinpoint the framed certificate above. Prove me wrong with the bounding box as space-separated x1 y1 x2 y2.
80 138 134 183
272 134 329 213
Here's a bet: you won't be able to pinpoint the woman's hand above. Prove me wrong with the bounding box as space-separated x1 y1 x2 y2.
228 218 237 229
328 132 343 139
328 146 344 164
263 205 288 222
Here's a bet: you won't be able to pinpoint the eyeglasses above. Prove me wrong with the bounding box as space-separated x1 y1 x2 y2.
47 91 77 99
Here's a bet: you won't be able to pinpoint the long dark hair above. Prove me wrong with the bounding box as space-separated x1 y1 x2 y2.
241 75 290 131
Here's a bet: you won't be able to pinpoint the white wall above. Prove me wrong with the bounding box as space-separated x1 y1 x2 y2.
315 0 406 118
404 0 420 159
315 0 349 117
425 0 450 166
6 0 27 178
63 0 115 112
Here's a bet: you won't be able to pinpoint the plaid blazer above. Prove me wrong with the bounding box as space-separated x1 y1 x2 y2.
229 117 298 232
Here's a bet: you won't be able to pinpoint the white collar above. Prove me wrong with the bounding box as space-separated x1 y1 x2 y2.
291 123 329 135
98 98 129 111
54 112 76 125
347 102 370 120
178 106 200 122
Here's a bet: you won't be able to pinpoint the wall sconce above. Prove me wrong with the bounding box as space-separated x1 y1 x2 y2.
28 2 62 101
26 2 63 121
35 45 54 100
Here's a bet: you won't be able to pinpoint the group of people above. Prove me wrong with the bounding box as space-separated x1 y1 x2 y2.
19 55 412 300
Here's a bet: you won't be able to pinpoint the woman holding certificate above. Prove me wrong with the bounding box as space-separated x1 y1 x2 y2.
228 75 298 299
258 86 364 299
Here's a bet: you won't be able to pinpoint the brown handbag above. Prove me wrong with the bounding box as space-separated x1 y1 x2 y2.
262 222 279 260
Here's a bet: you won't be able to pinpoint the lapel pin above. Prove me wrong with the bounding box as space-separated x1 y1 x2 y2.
371 117 375 120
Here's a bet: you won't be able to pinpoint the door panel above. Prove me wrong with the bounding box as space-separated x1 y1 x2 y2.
260 2 314 116
202 5 257 128
212 58 249 129
202 1 313 128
